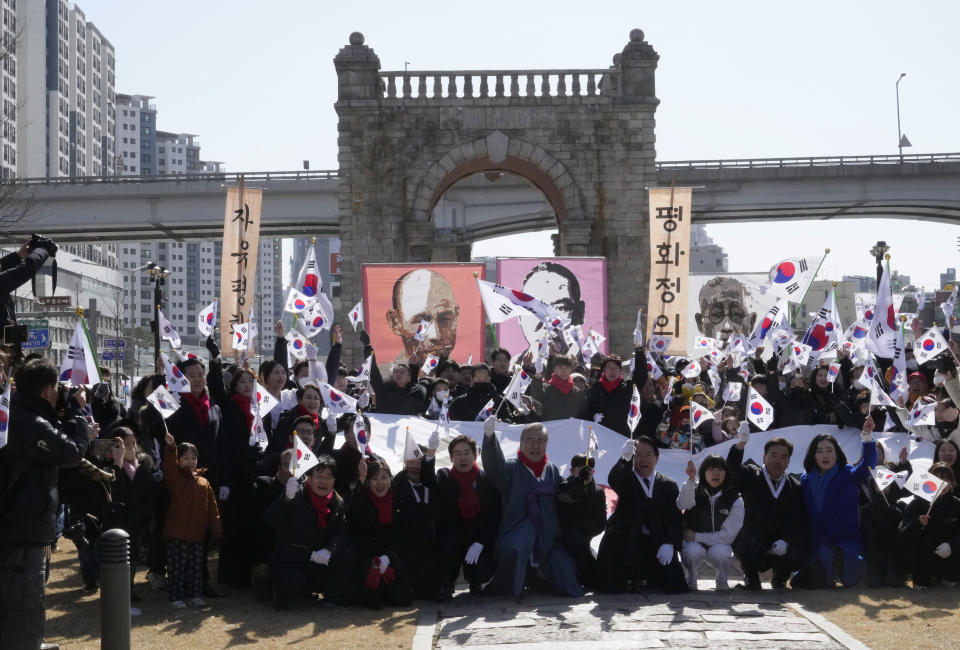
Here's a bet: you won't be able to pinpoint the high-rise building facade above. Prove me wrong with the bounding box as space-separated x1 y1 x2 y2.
13 1 114 178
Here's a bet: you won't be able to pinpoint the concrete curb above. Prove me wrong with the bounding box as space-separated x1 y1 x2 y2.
785 601 870 650
412 604 438 650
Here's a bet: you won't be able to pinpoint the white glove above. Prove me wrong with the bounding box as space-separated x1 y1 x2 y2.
483 415 497 437
326 414 338 433
935 542 952 559
621 438 636 462
378 554 390 574
358 391 370 408
769 540 788 556
218 486 230 501
464 542 484 565
656 544 674 566
737 421 750 443
427 429 440 451
592 413 604 423
306 342 319 361
285 476 299 500
860 429 874 442
310 549 332 565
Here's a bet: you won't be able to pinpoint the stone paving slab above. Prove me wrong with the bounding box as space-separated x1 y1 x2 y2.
431 580 853 649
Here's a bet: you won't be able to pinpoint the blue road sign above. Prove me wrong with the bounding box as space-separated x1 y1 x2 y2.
101 350 125 361
103 339 127 348
21 319 50 349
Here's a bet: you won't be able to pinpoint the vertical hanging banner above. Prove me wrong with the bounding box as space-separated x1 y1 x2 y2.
219 185 263 353
646 187 692 356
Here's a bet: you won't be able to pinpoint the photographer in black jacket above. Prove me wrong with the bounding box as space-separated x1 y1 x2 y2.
0 357 93 649
1 236 58 361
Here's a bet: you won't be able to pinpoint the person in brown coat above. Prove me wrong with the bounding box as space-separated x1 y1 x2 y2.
162 430 222 609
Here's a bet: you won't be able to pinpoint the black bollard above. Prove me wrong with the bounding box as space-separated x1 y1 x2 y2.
99 528 131 650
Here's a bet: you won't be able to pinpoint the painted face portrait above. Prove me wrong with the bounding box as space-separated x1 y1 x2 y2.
386 268 460 357
517 262 586 351
695 276 756 342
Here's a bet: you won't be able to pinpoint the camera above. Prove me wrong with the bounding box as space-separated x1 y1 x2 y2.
55 382 81 414
27 233 58 257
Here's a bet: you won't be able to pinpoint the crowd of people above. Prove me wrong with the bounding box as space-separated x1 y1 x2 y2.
2 311 960 648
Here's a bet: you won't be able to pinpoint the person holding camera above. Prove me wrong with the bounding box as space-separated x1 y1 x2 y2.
556 453 607 590
0 357 93 650
1 236 57 358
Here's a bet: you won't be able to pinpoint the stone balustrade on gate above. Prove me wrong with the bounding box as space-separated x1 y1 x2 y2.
377 68 621 101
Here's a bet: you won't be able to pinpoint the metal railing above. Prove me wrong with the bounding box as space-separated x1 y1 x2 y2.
1 169 340 186
656 152 960 170
378 68 620 100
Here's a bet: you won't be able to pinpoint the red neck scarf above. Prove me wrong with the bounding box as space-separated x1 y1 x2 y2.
232 394 254 432
181 391 210 429
450 463 481 522
369 490 393 525
306 488 333 529
600 375 623 393
518 451 548 478
297 403 320 432
548 373 574 395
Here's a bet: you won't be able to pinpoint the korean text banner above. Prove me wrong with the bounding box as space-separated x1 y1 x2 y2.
362 263 486 369
219 186 262 352
646 187 692 355
496 257 608 357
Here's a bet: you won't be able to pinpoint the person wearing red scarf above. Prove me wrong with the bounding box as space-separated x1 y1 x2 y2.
422 435 501 600
584 350 645 438
264 457 351 610
529 355 587 420
481 418 583 599
349 460 413 609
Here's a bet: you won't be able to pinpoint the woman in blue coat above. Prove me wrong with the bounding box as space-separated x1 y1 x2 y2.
793 415 878 588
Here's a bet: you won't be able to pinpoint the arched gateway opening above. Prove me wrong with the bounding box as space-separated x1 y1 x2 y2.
333 29 661 359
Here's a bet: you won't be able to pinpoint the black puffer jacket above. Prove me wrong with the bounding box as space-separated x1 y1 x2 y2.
1 392 89 546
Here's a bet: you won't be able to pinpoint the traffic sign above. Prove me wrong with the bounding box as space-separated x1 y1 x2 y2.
103 339 127 348
101 350 125 361
21 319 50 349
37 296 72 307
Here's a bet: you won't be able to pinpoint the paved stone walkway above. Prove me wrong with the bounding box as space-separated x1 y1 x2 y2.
425 581 860 649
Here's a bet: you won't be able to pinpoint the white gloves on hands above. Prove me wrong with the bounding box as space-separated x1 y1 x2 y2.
656 544 674 566
769 540 788 557
218 486 230 501
326 413 338 433
464 542 484 565
737 421 750 443
285 476 299 500
358 391 370 408
483 415 497 437
427 429 440 452
310 549 332 565
935 542 952 559
621 439 636 462
592 413 604 424
378 554 390 574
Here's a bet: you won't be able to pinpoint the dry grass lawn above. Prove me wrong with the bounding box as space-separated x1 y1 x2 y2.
44 541 417 649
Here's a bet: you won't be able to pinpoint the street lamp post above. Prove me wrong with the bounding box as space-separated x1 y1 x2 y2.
124 262 154 398
896 73 910 161
869 240 890 289
145 265 170 363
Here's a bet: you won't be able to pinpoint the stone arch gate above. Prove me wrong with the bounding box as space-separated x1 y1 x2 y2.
333 29 660 359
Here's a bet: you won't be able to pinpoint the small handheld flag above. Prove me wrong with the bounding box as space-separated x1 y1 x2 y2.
291 433 319 479
160 352 190 393
318 382 358 415
147 384 181 419
197 301 217 337
626 385 641 434
402 427 423 461
157 309 182 349
746 386 774 431
348 300 364 332
690 401 714 428
0 379 12 450
905 470 945 503
475 399 495 422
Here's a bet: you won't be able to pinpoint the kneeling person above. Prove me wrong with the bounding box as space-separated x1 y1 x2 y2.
556 454 607 589
265 456 352 610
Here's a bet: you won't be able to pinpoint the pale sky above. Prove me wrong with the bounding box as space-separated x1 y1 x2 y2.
78 0 960 288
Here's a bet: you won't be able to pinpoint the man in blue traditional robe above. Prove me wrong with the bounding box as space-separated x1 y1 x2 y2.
481 417 583 600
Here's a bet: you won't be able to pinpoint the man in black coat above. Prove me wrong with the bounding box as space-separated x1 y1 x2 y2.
449 364 506 422
422 434 500 599
557 454 607 589
596 436 686 594
250 449 293 601
584 350 644 437
166 356 221 488
265 456 353 610
1 358 92 649
489 348 513 394
726 429 805 590
1 237 55 360
391 432 441 600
